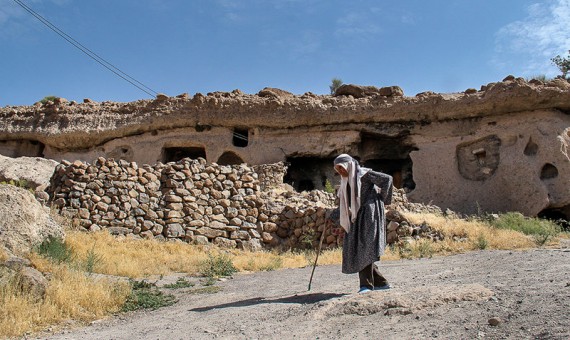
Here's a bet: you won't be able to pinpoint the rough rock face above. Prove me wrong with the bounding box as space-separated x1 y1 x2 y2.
0 184 64 256
334 84 404 98
0 154 59 190
1 77 569 218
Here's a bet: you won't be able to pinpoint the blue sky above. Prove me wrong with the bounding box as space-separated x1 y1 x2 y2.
1 0 569 106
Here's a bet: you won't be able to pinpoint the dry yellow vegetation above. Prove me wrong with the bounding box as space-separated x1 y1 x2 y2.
61 231 211 278
0 260 129 338
0 247 7 262
0 211 560 338
402 212 535 253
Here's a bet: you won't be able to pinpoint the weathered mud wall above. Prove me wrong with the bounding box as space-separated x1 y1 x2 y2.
408 110 570 215
1 77 570 217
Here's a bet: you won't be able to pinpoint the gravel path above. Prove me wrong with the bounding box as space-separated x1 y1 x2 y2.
43 248 570 340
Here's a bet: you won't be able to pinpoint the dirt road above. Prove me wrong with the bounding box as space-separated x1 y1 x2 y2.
43 249 570 340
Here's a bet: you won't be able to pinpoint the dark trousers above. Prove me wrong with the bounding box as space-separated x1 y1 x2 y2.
358 262 388 289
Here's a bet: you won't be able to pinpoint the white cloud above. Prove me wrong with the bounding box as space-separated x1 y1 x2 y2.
495 0 570 76
214 0 247 24
0 0 71 30
0 1 24 25
400 13 415 25
335 11 382 37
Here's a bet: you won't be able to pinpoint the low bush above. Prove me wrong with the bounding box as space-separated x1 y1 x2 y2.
121 280 176 312
35 237 73 264
199 253 237 279
163 277 195 289
476 233 489 250
489 212 560 246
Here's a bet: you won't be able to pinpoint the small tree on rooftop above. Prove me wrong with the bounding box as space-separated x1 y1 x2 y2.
329 78 343 95
39 95 59 104
551 50 570 79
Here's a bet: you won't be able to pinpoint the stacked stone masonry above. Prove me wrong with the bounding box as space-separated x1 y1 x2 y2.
48 157 442 250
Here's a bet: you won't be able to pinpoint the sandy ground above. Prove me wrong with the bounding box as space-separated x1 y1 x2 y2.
39 248 570 340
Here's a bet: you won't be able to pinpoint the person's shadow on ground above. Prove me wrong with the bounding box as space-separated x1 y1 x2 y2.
189 292 346 312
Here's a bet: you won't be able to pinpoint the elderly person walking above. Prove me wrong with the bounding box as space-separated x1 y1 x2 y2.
331 154 393 293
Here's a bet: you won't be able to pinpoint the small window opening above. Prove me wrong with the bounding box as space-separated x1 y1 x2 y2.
540 163 558 180
233 128 249 147
524 138 538 156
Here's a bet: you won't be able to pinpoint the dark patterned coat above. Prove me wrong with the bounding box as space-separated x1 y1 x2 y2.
332 171 393 274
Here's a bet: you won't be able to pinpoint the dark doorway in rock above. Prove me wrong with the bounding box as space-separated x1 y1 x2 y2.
162 146 206 163
538 206 570 231
362 159 415 190
0 139 45 157
359 133 417 191
284 157 336 192
218 151 244 165
233 128 249 147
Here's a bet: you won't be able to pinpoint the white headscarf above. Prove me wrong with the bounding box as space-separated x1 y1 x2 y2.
334 154 370 232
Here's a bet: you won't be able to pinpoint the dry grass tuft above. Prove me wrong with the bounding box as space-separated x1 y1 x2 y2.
0 247 8 262
0 260 130 338
230 250 284 272
402 212 535 253
63 230 210 278
315 248 343 265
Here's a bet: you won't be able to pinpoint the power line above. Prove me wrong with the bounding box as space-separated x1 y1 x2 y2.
12 0 159 97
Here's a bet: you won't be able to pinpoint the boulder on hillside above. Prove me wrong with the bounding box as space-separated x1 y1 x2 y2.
0 155 59 191
0 184 64 256
334 84 404 98
0 256 48 301
257 87 294 99
334 84 381 98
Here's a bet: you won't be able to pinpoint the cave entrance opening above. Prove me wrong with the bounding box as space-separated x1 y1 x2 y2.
162 146 206 163
359 133 417 192
283 157 336 192
217 151 244 165
538 206 570 231
0 139 45 158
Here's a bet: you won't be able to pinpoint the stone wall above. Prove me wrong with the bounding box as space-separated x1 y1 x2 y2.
48 157 340 250
252 162 287 190
47 156 445 250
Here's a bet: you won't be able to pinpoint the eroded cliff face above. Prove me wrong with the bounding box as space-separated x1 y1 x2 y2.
1 77 569 218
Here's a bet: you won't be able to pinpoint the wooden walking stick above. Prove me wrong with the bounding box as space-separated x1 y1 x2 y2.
308 220 329 291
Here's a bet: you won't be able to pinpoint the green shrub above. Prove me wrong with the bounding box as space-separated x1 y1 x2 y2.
476 233 488 250
490 212 560 246
1 180 32 191
122 280 177 312
416 239 434 258
299 229 316 250
163 277 195 289
329 78 343 95
188 286 222 294
39 96 59 104
525 74 552 82
324 179 335 194
199 253 237 279
83 244 104 274
35 237 73 264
